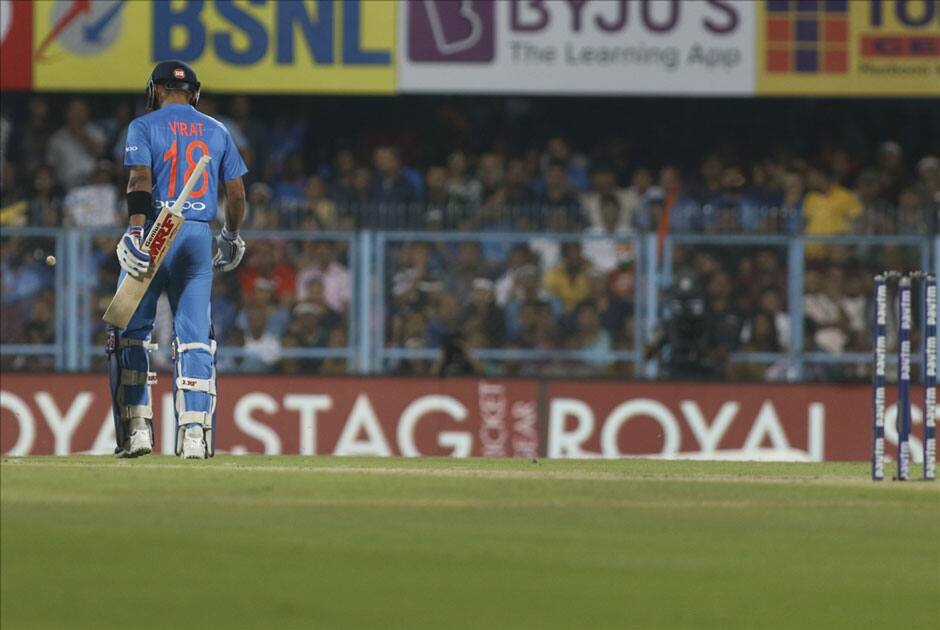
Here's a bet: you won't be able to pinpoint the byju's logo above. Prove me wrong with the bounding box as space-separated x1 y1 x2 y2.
408 0 494 63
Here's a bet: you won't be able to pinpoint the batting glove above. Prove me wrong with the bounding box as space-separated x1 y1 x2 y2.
116 226 151 279
213 226 245 273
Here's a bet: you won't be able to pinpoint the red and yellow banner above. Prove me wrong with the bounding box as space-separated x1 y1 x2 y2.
756 0 940 95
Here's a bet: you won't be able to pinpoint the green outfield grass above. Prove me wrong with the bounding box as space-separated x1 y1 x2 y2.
2 457 938 630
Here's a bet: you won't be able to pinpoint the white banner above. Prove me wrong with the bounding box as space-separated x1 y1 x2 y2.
399 0 755 94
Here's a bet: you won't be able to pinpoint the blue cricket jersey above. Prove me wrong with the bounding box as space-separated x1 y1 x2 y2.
124 104 247 223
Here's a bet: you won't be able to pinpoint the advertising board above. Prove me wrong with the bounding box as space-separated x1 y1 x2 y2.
28 0 396 94
399 0 756 94
3 374 931 462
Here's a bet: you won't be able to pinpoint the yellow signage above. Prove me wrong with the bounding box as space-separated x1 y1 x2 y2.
757 0 940 95
33 0 396 94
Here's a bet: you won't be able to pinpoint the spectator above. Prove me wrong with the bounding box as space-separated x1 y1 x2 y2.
840 274 868 352
541 136 590 191
320 327 349 375
9 96 53 183
703 166 760 233
702 271 743 378
300 175 337 230
916 156 939 208
582 164 631 231
734 311 784 382
63 160 119 227
876 140 907 202
298 278 341 332
239 245 297 303
896 187 929 235
446 150 482 207
624 168 662 231
583 193 633 273
265 114 306 177
211 273 242 342
246 182 277 229
854 169 891 234
332 149 357 189
544 242 592 314
371 146 418 204
228 95 269 179
803 161 862 260
295 241 350 312
46 98 105 190
504 264 560 339
102 101 133 166
27 165 63 227
495 244 535 307
758 288 790 350
917 155 940 232
503 157 535 207
776 166 805 234
477 152 505 202
240 303 282 370
575 300 612 367
541 161 585 229
463 278 506 346
273 152 307 224
425 165 464 228
288 301 331 352
692 153 724 202
428 292 461 345
804 269 850 353
658 166 700 233
442 242 486 304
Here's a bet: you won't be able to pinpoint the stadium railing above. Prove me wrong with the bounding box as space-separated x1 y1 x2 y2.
1 227 937 380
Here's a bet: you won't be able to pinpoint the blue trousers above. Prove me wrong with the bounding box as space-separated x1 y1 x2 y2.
117 220 214 416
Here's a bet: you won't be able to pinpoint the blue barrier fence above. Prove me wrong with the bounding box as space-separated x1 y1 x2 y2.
2 228 938 381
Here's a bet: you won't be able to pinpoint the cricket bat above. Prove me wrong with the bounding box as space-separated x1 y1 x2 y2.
103 155 211 329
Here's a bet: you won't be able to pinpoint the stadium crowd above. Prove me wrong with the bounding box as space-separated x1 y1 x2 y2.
1 95 938 379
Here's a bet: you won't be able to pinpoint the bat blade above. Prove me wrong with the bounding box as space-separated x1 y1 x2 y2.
103 208 184 328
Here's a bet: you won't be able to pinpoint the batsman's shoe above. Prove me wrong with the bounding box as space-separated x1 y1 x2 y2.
124 417 152 458
180 425 208 460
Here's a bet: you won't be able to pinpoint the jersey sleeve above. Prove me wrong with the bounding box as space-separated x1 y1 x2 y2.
123 119 152 168
220 129 248 182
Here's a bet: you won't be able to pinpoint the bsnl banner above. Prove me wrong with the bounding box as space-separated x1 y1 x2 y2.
19 0 396 93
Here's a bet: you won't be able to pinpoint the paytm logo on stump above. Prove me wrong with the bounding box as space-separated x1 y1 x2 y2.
408 0 495 62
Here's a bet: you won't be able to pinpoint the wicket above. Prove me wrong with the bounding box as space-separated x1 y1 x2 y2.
872 272 937 481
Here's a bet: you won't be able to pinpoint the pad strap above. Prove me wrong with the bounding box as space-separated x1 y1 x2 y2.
176 341 216 354
179 411 212 428
122 404 153 420
120 338 159 351
121 368 150 386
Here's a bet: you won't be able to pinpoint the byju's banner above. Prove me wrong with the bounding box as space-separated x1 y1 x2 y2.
399 0 757 94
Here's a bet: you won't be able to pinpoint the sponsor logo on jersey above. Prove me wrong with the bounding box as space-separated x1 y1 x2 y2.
153 199 206 212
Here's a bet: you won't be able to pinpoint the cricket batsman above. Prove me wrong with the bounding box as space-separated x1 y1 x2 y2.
109 60 247 459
